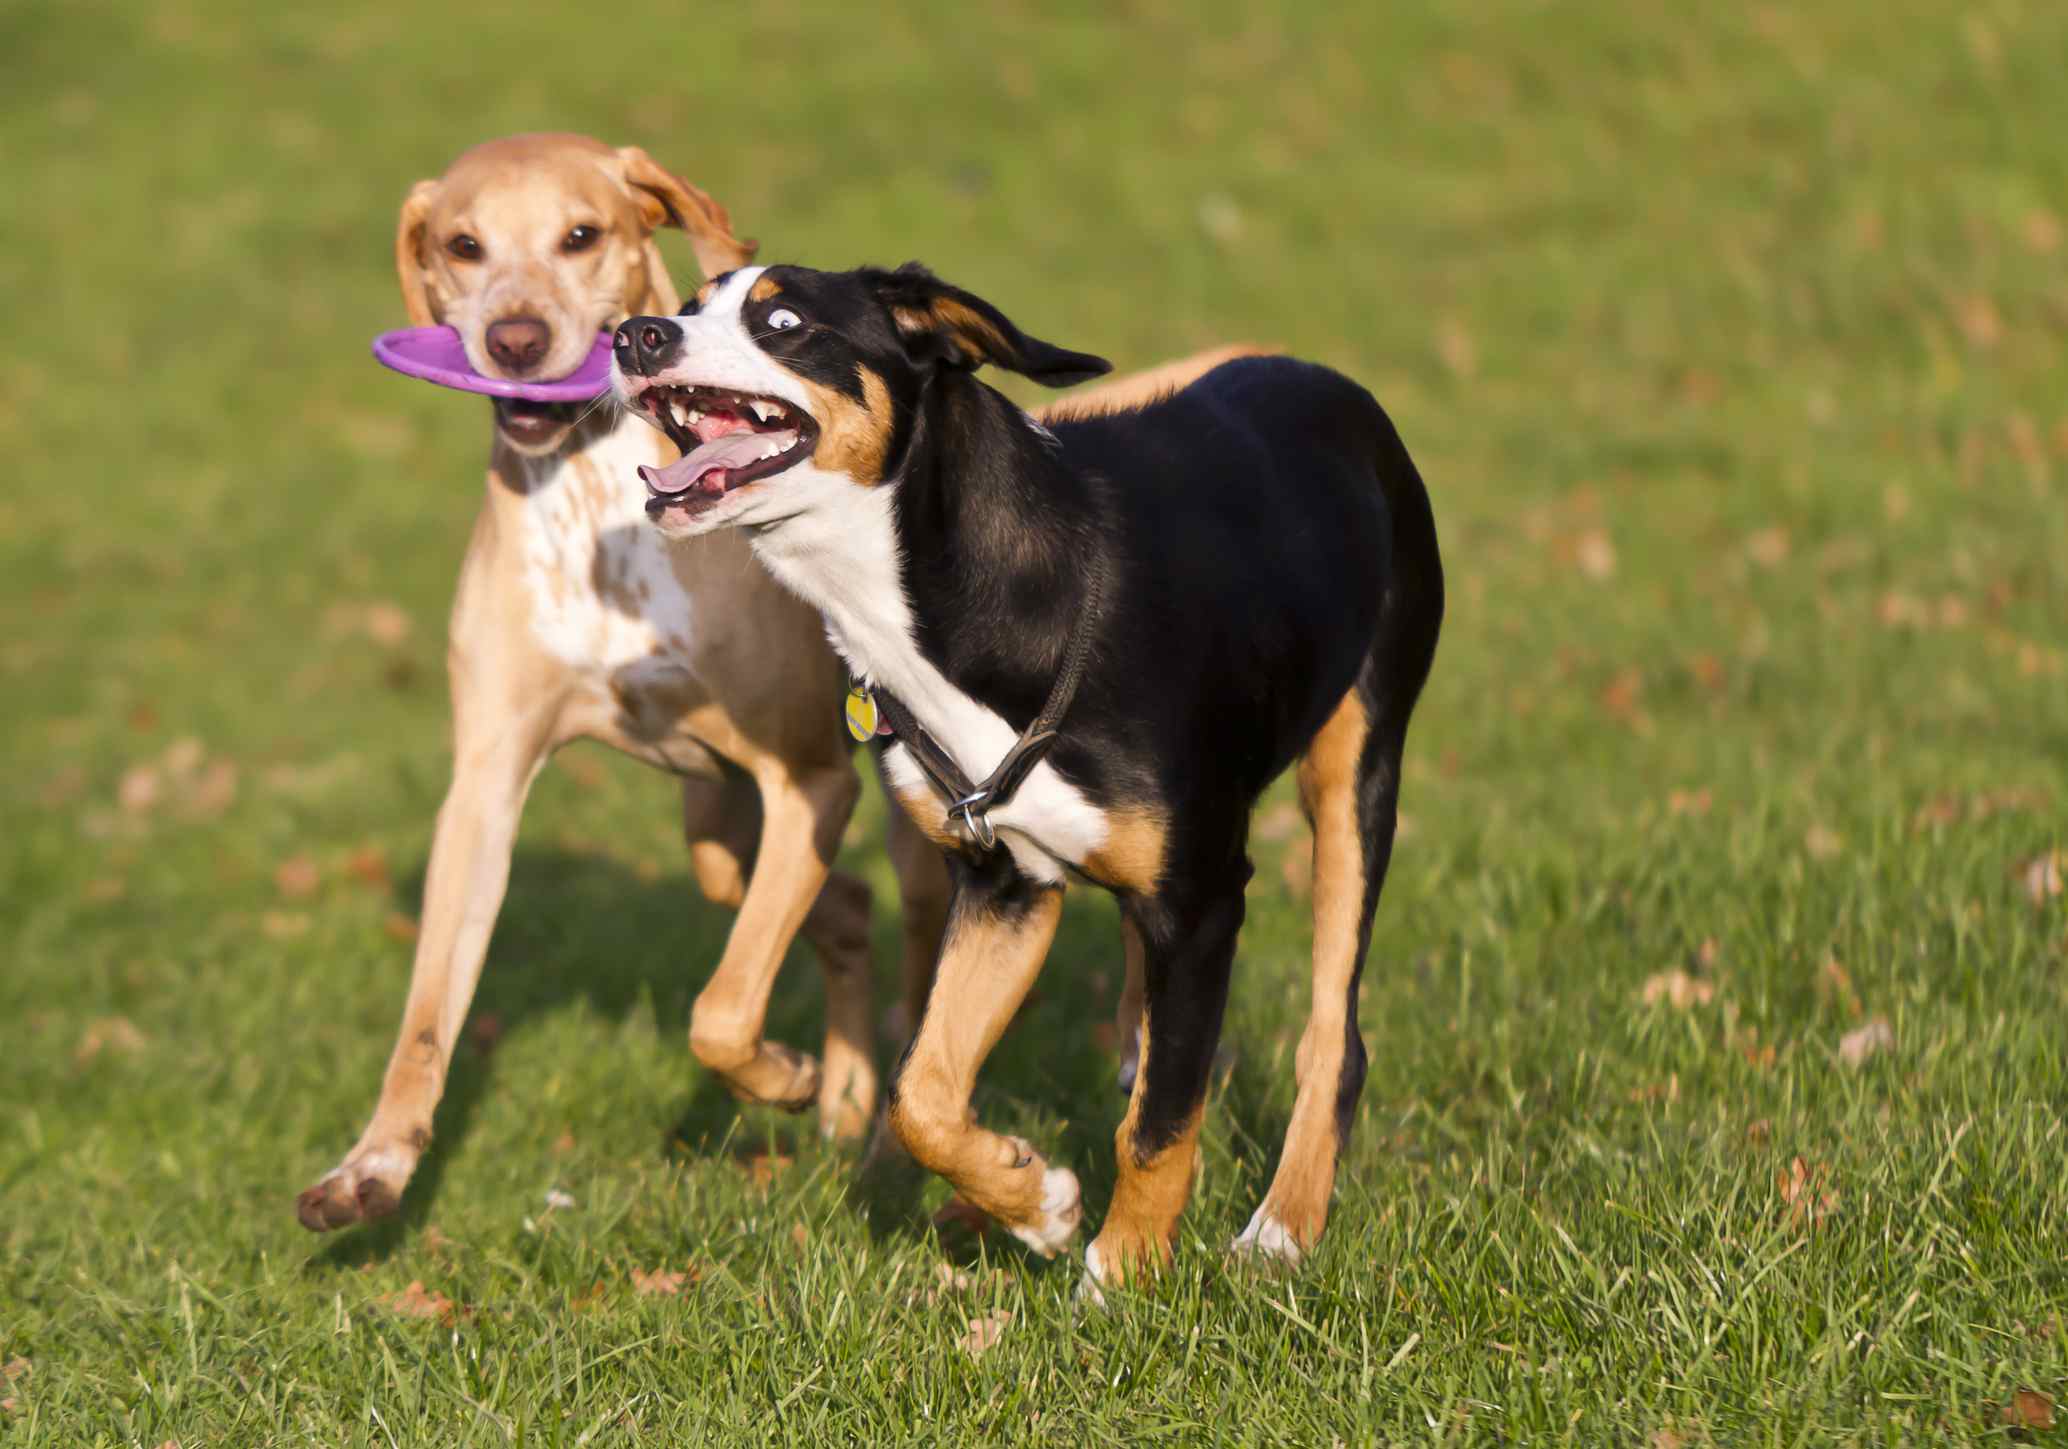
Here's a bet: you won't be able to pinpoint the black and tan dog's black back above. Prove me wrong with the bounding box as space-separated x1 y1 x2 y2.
610 263 1442 1290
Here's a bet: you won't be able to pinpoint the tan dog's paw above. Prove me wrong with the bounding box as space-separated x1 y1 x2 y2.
295 1140 419 1233
816 1053 877 1143
714 1040 822 1112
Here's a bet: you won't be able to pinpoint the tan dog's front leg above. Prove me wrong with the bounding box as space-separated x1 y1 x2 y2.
888 856 1079 1256
296 714 552 1231
685 760 872 1133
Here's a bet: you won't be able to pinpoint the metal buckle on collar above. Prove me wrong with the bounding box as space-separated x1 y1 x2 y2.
950 791 997 850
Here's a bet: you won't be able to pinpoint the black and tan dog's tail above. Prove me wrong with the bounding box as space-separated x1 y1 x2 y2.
1246 401 1444 1257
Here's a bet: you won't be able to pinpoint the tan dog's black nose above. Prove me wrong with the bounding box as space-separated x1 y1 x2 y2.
485 316 552 374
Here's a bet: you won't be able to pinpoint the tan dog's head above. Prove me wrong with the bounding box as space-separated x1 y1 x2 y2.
396 132 755 451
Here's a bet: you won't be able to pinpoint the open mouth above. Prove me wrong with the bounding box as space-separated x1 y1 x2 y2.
636 385 819 519
493 396 582 445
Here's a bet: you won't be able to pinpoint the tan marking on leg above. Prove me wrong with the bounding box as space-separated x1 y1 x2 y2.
802 366 892 483
748 274 783 303
889 887 1079 1250
1083 802 1168 893
1089 1010 1204 1283
1250 686 1370 1254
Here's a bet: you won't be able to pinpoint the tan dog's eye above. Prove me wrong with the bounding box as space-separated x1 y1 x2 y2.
445 234 482 262
561 224 602 254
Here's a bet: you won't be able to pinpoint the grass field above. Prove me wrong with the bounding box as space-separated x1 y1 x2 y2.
5 0 2067 1441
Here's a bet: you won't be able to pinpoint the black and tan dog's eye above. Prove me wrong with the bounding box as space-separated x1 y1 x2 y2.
445 234 483 261
767 307 802 331
561 224 602 254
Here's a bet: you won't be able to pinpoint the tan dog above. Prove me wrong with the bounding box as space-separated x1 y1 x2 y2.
297 134 959 1232
297 132 1256 1231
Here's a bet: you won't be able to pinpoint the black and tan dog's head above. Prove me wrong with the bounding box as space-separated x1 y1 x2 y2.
610 263 1109 536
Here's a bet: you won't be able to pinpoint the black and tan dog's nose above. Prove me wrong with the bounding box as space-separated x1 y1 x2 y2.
614 316 683 376
485 316 551 374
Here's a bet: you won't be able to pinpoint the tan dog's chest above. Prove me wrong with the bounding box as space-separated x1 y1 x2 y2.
503 424 722 765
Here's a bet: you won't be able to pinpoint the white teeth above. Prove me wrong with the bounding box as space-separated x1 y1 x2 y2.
749 399 783 423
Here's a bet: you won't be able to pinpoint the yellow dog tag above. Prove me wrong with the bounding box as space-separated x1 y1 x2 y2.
844 687 880 743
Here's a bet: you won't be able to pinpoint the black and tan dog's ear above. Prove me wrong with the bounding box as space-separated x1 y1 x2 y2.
614 146 757 282
394 179 441 326
868 263 1111 387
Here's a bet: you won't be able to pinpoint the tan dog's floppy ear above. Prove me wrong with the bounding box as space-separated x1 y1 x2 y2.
394 179 440 326
867 262 1112 387
615 146 757 281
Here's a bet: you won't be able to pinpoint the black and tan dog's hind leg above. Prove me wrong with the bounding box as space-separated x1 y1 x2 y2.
886 852 1083 1255
1084 857 1250 1290
1233 547 1442 1265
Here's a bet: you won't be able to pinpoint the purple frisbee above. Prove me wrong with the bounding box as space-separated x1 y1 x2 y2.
372 326 614 402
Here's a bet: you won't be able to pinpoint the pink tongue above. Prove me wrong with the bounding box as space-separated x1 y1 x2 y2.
639 430 793 496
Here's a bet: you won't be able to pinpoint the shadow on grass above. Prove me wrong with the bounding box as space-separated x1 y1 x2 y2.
311 842 1312 1268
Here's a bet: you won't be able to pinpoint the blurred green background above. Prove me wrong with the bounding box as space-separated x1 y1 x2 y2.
3 1 2065 1442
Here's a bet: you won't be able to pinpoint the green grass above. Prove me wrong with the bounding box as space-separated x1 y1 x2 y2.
5 0 2067 1441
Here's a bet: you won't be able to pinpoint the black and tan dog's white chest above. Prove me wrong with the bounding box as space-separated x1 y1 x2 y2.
613 262 1442 1287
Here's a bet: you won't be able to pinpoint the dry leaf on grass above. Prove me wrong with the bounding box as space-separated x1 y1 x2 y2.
1838 1017 1893 1068
344 846 388 888
2016 851 2063 907
1434 318 1476 378
1745 1119 1772 1144
383 913 420 944
1640 969 1714 1010
2001 1389 2055 1430
739 1151 794 1189
364 602 412 647
569 1281 608 1313
118 765 162 814
385 1280 457 1322
1575 528 1617 581
933 1196 996 1236
631 1266 696 1297
552 1130 577 1155
1744 527 1791 568
1254 802 1302 843
467 1012 505 1055
75 1017 145 1064
1777 1157 1840 1228
184 760 238 818
1629 1074 1680 1105
274 855 320 899
1803 824 1842 861
1816 954 1856 1008
1667 788 1713 818
959 1309 1012 1358
1649 1430 1686 1449
261 911 310 940
1 1358 28 1386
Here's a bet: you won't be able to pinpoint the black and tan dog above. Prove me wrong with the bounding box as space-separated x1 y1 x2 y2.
609 263 1442 1289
